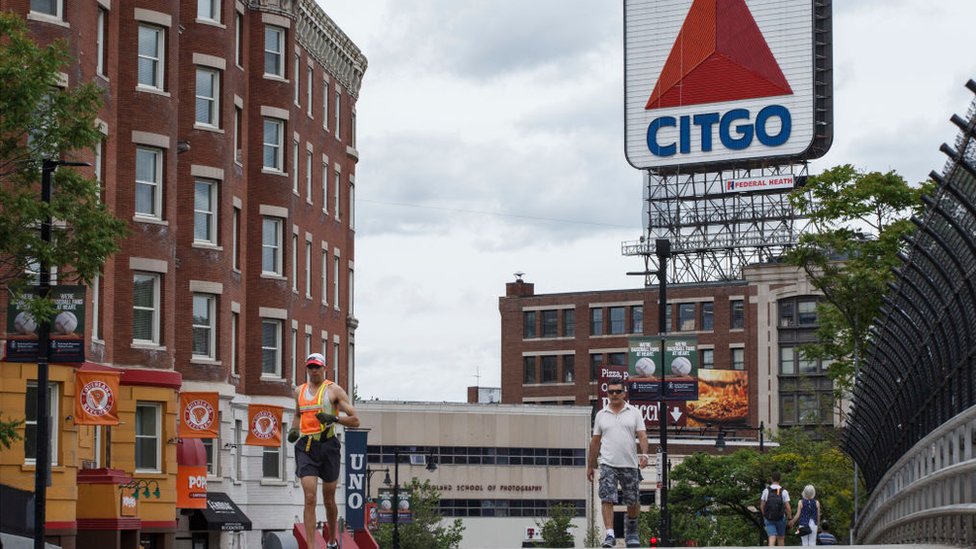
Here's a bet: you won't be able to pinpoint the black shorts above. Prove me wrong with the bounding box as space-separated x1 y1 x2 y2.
295 435 341 482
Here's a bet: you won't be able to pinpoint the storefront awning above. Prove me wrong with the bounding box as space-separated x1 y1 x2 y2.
188 492 252 531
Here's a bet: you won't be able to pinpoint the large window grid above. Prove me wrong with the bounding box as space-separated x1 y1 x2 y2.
439 499 586 518
590 308 603 336
368 446 586 468
678 303 696 331
631 305 643 334
192 293 216 359
24 382 58 465
137 25 165 90
562 309 575 337
264 26 284 77
609 306 626 335
195 68 220 127
701 302 714 331
262 118 284 171
133 272 160 344
730 300 745 329
523 311 536 339
541 310 557 338
135 402 161 472
540 356 558 383
262 217 283 275
522 356 536 384
193 179 217 244
261 319 282 376
135 147 162 219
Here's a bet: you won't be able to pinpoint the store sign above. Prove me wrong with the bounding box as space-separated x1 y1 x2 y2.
344 430 368 530
121 492 138 517
177 465 208 509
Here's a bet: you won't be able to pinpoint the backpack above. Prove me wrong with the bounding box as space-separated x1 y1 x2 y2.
764 487 785 521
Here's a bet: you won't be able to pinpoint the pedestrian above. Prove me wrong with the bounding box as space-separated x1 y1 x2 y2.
788 485 821 546
587 380 650 548
760 471 792 546
815 521 837 545
288 353 360 549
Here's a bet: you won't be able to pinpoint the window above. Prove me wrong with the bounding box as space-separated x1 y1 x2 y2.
523 311 536 339
333 255 340 307
321 162 329 211
608 353 626 367
198 0 220 22
135 402 161 472
195 68 220 127
192 293 216 359
292 140 299 192
562 355 575 383
334 89 341 138
263 118 284 171
631 305 643 334
590 308 603 336
263 424 284 479
780 395 798 424
541 356 558 383
779 301 795 327
231 311 239 375
541 310 557 338
232 206 240 270
562 309 575 337
664 303 672 332
234 12 243 66
349 179 355 229
798 394 819 424
202 431 219 476
589 354 604 381
779 347 795 375
96 8 107 76
678 303 695 331
333 341 340 379
30 0 62 18
522 356 536 384
304 241 312 297
290 327 297 384
333 170 341 219
321 249 328 305
133 273 160 344
234 419 243 480
322 79 330 129
92 274 104 340
797 300 817 325
306 66 314 116
24 382 58 465
291 234 298 291
731 348 745 370
234 106 243 162
730 300 744 329
608 307 626 335
798 351 818 375
193 179 217 244
700 349 714 369
264 25 285 77
261 217 283 275
701 302 714 331
137 25 165 90
135 147 162 219
261 319 282 376
293 53 300 105
305 150 313 200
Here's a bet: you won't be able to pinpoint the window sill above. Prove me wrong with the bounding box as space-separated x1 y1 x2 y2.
131 342 167 351
263 74 289 84
260 273 286 280
260 375 288 383
260 479 288 486
346 146 359 161
261 168 288 178
193 124 225 134
27 12 69 27
133 471 167 478
21 463 64 472
133 216 168 226
191 242 223 251
190 358 222 366
195 18 226 29
135 86 171 98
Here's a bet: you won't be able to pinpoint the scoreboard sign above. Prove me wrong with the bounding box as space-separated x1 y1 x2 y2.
624 0 832 173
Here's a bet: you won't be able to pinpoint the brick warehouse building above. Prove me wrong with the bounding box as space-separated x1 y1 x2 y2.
0 1 365 548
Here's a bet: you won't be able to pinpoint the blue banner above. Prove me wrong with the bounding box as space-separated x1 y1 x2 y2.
343 429 368 531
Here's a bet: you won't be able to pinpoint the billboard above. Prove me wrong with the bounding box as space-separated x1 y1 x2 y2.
624 0 832 173
686 369 749 427
4 285 86 362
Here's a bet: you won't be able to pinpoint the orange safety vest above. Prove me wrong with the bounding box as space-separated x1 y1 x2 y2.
297 380 335 437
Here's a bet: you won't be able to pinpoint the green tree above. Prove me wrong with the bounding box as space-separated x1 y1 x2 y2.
535 502 576 548
0 12 126 319
372 478 464 549
785 165 934 393
0 414 24 449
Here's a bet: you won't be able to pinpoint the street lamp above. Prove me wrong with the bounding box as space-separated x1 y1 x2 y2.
34 159 90 549
391 447 438 549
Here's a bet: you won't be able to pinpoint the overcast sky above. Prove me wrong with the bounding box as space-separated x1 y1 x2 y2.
319 0 976 402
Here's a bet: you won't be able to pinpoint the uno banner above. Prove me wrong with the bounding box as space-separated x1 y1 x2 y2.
74 369 120 425
177 465 209 509
179 392 219 439
245 404 282 447
344 429 368 530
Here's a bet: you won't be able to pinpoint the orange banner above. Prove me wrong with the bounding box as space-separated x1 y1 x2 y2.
74 370 120 425
177 465 208 509
179 392 219 438
245 404 282 447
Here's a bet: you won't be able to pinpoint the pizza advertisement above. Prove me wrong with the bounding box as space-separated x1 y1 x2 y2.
685 369 749 427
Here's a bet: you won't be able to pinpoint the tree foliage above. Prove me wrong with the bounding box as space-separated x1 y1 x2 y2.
0 415 24 449
785 165 935 393
0 12 127 322
535 503 576 548
371 478 464 549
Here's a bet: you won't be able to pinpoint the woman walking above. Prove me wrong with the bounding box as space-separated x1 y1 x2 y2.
789 484 821 546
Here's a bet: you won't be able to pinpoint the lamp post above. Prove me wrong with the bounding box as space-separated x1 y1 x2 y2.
392 448 401 549
34 159 89 549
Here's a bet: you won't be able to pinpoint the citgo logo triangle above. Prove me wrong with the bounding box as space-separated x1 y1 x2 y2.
645 0 793 110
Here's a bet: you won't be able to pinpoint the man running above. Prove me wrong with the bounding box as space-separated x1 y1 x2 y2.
289 352 360 548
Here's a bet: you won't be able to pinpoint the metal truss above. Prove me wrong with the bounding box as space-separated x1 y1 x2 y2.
622 164 809 283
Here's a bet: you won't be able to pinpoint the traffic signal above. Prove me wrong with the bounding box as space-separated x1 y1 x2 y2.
649 536 659 547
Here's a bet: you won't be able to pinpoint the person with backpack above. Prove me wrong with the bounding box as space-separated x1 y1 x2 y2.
789 484 821 546
760 472 792 546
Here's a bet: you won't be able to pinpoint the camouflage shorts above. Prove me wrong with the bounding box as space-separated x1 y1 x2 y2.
598 465 640 505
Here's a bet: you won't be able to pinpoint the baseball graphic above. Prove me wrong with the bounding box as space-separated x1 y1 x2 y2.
671 356 693 376
635 357 657 377
54 311 78 334
14 311 37 335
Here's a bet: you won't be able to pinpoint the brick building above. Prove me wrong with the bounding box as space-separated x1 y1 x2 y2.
0 1 365 548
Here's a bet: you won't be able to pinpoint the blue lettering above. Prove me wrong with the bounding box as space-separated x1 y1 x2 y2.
647 117 676 156
692 113 719 152
679 115 691 154
755 105 791 146
720 109 753 150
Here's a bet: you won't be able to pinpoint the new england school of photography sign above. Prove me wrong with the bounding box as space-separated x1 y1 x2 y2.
4 285 86 363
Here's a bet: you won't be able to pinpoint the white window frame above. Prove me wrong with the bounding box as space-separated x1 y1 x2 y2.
306 65 314 116
333 254 340 309
262 426 284 480
349 178 355 229
321 249 328 306
334 89 341 139
24 381 59 465
262 118 284 171
262 217 283 275
96 8 107 76
193 178 218 245
232 206 240 270
333 170 341 220
135 146 163 219
261 319 282 377
137 24 165 91
30 0 63 20
264 25 285 78
305 150 313 201
234 12 243 67
231 311 239 375
92 274 102 341
135 402 162 473
197 0 221 23
234 106 243 163
132 272 161 345
291 326 298 384
291 233 298 291
321 160 328 213
233 419 243 480
322 78 330 130
292 139 299 193
192 293 216 359
195 67 220 127
304 240 312 297
293 53 301 105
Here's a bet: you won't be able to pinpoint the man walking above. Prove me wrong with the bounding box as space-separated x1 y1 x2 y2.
588 380 649 548
760 471 792 546
289 353 360 548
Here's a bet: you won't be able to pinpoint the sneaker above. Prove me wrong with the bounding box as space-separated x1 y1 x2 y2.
625 519 640 548
326 542 338 549
602 533 616 548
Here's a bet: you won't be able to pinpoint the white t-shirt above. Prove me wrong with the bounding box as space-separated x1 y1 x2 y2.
761 483 791 515
593 404 645 468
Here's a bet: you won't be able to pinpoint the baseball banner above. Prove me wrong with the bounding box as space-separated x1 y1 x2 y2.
179 392 219 439
74 369 120 425
245 404 282 447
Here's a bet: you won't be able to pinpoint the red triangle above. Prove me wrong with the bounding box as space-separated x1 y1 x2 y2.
645 0 792 110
